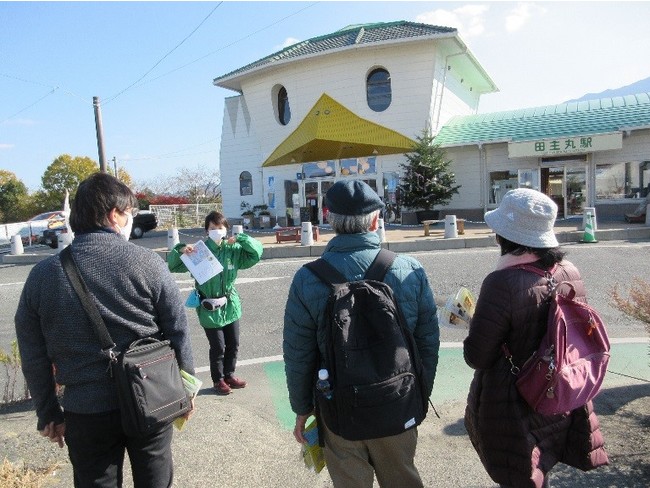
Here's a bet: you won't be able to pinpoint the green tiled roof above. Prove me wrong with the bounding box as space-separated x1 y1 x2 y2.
435 92 650 147
214 21 456 84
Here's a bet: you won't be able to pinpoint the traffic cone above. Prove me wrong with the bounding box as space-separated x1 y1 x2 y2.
580 212 598 243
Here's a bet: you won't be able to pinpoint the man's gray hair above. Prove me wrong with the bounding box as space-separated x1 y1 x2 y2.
328 210 380 234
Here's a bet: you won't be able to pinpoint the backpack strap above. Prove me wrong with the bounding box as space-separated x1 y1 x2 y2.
304 258 347 287
364 249 397 282
515 263 559 295
305 249 397 286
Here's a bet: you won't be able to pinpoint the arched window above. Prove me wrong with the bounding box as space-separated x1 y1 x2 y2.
239 171 253 196
366 68 391 112
278 86 291 125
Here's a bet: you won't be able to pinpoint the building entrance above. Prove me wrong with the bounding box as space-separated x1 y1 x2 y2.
541 164 587 218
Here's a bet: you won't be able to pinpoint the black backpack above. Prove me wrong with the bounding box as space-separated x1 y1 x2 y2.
305 249 429 441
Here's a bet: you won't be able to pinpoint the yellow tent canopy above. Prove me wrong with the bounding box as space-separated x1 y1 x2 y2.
262 93 416 167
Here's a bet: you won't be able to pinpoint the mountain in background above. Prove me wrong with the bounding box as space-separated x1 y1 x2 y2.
564 76 650 103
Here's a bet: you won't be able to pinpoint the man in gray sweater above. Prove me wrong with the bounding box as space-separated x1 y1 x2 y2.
15 172 194 488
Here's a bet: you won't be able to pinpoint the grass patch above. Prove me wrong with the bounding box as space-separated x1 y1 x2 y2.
0 458 60 487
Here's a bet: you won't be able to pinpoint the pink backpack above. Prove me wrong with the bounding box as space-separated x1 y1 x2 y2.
503 264 611 415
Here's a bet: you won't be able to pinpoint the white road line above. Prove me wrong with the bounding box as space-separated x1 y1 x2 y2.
0 282 25 286
177 276 289 290
190 337 650 374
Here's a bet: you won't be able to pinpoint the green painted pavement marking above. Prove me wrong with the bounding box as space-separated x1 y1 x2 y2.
264 361 295 431
263 343 649 431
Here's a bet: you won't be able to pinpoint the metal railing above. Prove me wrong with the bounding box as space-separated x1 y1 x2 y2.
149 204 222 229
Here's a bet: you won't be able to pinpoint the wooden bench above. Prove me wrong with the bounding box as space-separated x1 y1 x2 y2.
275 226 320 243
422 219 465 236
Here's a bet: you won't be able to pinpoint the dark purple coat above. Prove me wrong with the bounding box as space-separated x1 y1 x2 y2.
463 260 608 487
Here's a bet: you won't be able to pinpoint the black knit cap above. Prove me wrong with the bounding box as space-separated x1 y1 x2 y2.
325 180 384 216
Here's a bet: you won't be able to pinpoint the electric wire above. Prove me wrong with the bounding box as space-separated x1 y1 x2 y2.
127 2 319 89
103 2 223 105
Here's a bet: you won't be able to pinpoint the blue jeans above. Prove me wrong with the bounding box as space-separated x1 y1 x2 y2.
65 410 173 488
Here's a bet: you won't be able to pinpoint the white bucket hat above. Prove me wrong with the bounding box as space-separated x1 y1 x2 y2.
484 188 559 248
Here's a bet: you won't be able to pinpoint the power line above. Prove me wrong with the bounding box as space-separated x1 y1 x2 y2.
124 2 319 90
104 2 223 105
0 87 58 125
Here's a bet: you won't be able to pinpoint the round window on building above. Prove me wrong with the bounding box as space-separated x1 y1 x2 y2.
366 68 391 112
276 86 291 125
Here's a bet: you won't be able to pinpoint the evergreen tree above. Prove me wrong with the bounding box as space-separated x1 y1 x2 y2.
398 129 461 211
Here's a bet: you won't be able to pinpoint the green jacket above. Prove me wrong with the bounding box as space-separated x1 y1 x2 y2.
168 233 263 329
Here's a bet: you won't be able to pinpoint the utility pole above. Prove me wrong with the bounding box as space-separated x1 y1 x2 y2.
93 96 107 172
112 156 118 180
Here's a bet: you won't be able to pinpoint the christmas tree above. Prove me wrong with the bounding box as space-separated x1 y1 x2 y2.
398 129 461 211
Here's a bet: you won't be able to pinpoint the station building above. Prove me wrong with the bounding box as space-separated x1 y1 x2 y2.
213 21 650 226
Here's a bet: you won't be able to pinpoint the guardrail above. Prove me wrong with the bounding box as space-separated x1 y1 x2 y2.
149 204 222 229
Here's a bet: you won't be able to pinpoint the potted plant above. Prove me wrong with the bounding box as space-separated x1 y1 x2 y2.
398 128 461 223
241 201 254 229
254 204 271 228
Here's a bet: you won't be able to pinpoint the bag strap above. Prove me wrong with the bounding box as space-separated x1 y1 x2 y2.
503 263 560 374
60 247 117 358
305 249 397 287
304 258 347 287
364 249 396 282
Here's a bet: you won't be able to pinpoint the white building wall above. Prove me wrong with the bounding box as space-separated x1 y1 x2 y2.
218 39 483 220
236 41 449 161
219 96 264 219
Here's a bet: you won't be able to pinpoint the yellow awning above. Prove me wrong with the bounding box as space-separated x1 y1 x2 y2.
263 93 416 167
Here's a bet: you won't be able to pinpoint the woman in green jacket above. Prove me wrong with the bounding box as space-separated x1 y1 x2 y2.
168 211 263 395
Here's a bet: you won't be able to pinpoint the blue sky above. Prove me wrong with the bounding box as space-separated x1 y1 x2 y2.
2 1 650 191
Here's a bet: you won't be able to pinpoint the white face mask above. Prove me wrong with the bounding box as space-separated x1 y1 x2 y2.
208 229 227 243
116 212 133 241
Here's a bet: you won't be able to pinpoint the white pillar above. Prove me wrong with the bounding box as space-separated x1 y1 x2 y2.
301 221 314 246
167 228 180 251
376 218 386 243
232 224 243 237
11 234 24 255
444 215 458 239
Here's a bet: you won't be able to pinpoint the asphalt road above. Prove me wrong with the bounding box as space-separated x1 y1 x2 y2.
0 234 649 487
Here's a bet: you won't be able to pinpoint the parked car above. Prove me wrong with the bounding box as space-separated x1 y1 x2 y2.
21 211 65 245
42 210 158 248
131 210 158 239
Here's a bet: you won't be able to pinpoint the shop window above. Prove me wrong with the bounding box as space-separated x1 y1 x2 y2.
596 161 650 199
489 170 518 204
366 68 391 112
277 86 291 125
340 157 377 176
239 171 253 196
303 161 335 178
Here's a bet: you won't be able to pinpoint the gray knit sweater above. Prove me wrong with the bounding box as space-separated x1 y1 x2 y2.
15 231 194 430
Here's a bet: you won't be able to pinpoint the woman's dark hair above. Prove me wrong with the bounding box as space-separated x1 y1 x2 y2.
496 234 566 267
70 172 138 233
204 211 230 231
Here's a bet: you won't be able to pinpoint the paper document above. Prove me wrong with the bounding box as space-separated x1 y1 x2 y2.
180 240 223 285
438 287 476 329
174 370 203 431
302 417 326 473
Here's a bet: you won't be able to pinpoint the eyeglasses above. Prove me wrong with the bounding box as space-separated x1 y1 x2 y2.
124 207 139 217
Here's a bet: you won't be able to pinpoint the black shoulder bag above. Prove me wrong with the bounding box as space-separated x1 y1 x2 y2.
60 246 191 437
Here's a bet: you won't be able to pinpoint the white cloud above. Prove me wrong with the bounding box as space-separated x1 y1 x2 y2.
276 37 301 51
416 4 489 40
505 3 547 32
0 143 14 149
